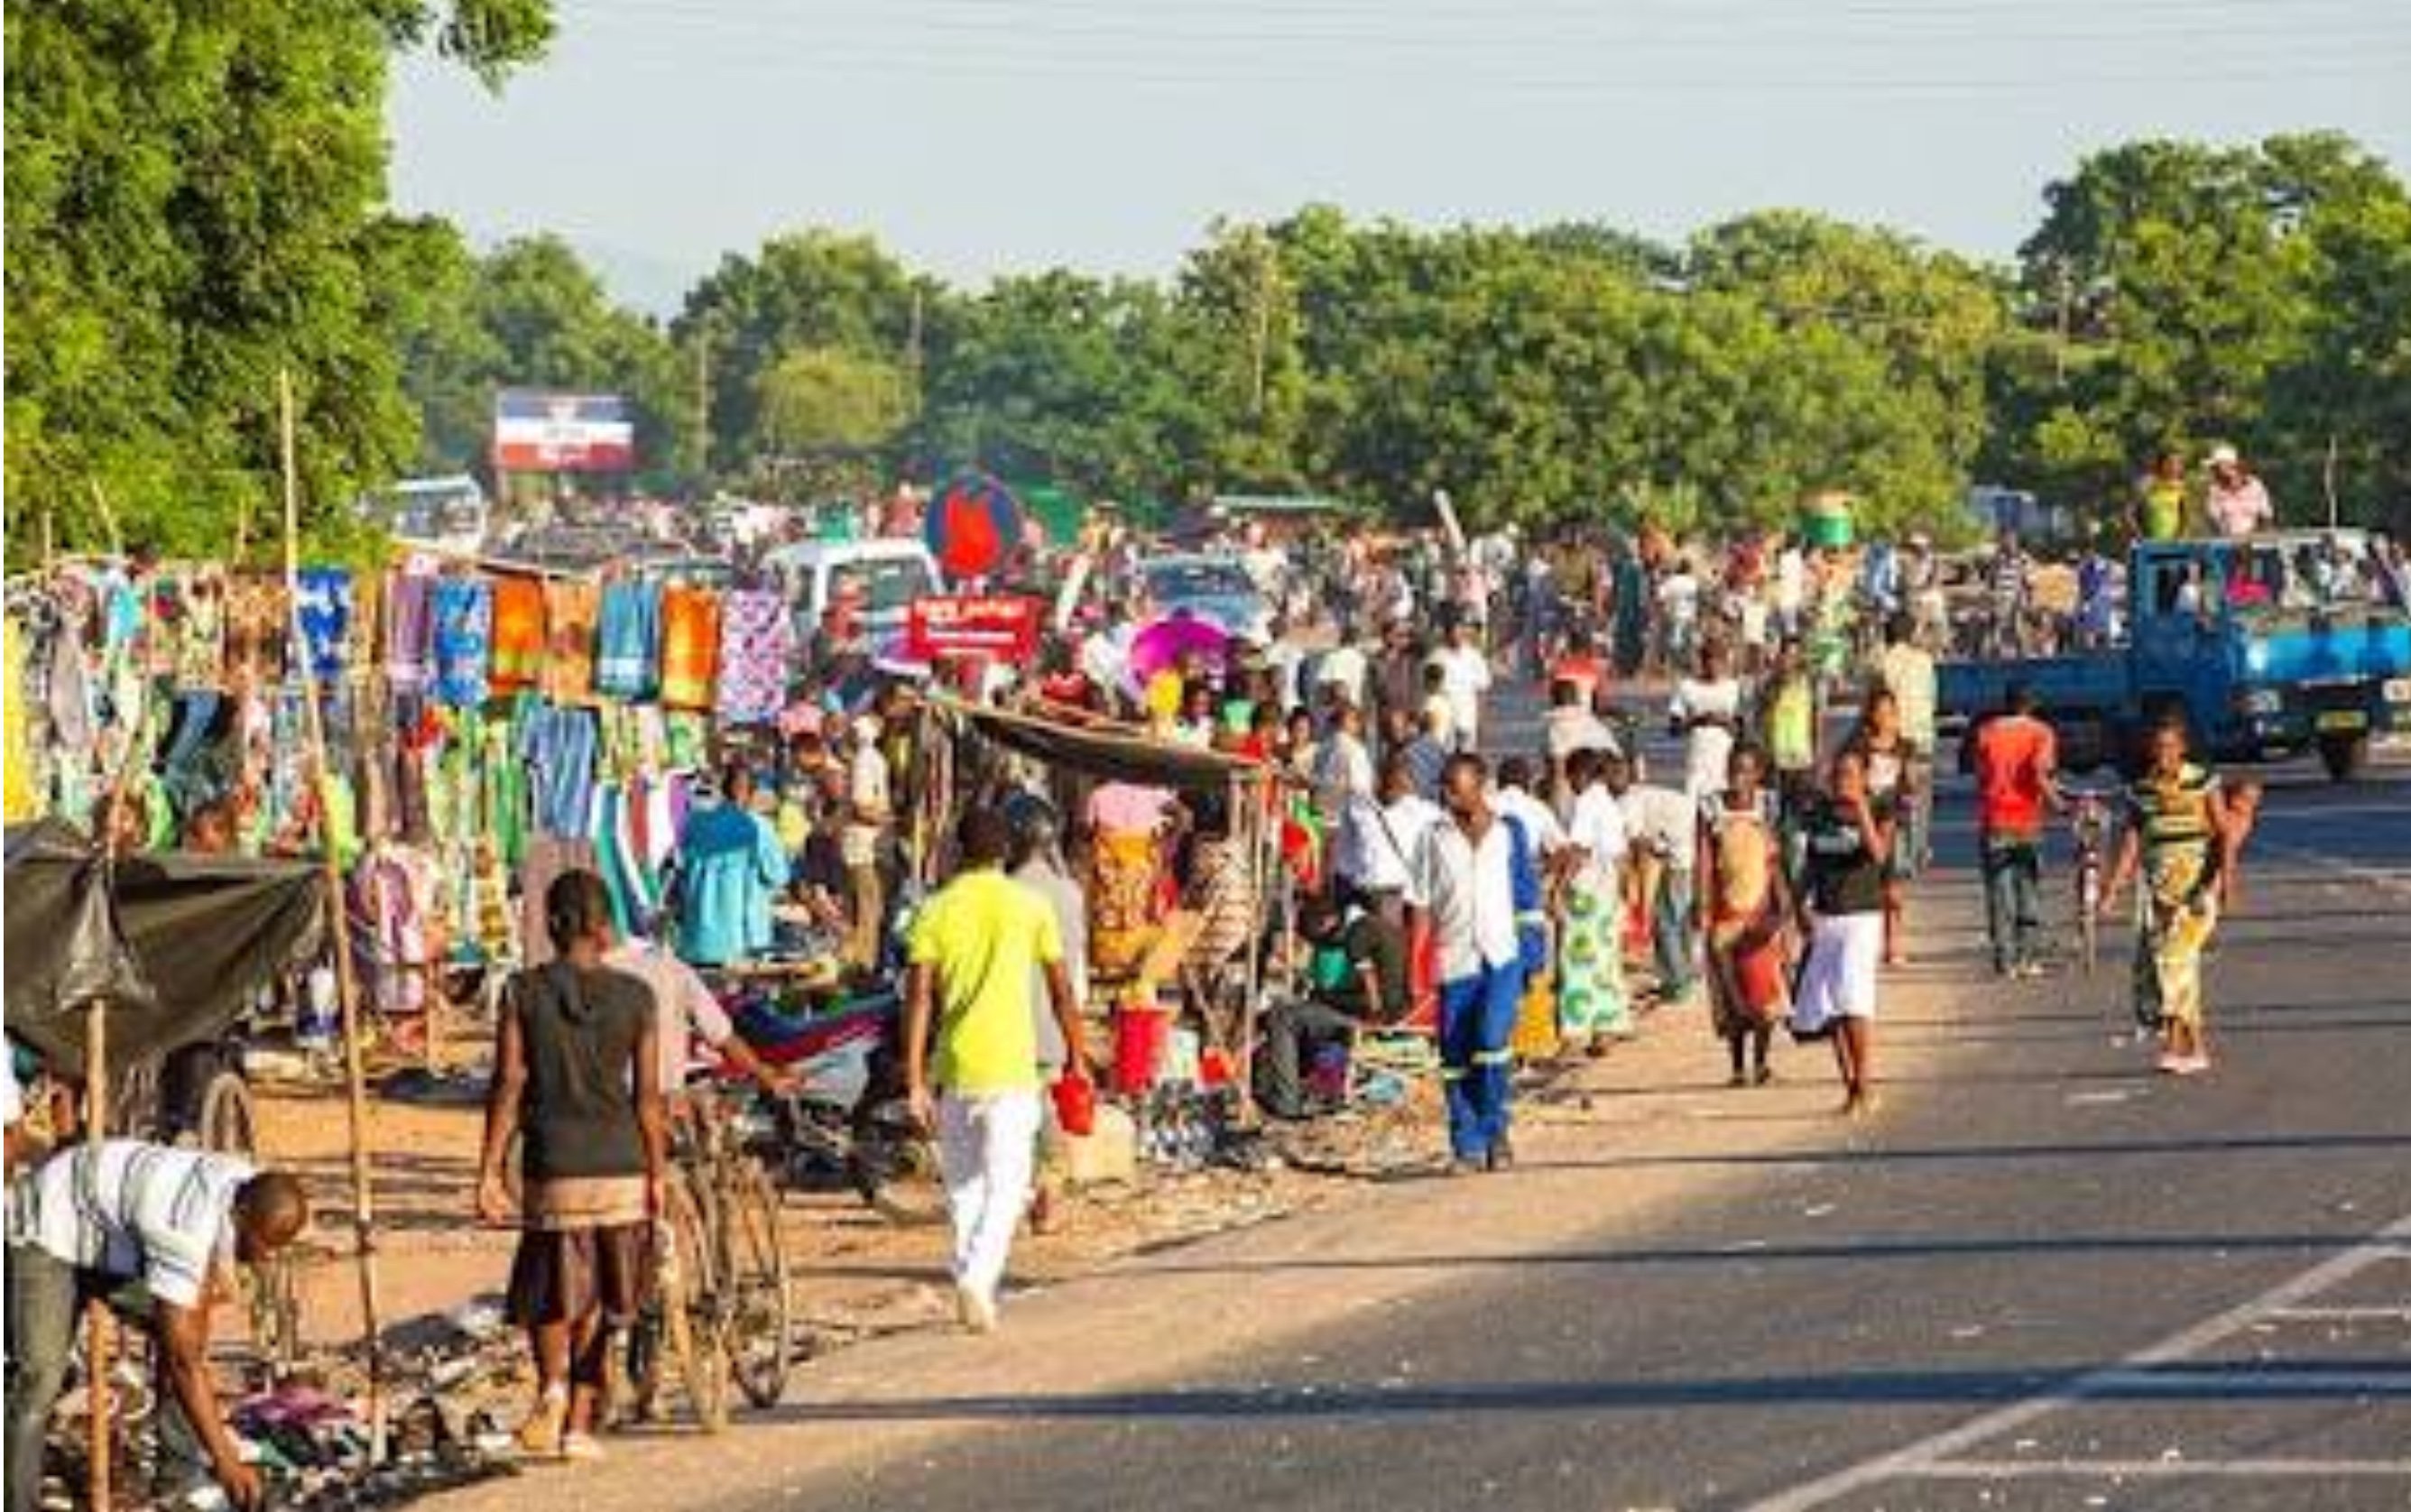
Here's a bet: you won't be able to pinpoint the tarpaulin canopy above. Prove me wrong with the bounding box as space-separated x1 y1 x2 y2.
4 821 326 1075
930 695 1285 795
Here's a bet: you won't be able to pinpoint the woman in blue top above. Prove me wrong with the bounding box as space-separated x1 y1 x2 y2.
674 765 790 966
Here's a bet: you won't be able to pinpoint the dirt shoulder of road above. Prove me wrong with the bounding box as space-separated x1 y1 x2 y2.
407 881 1999 1512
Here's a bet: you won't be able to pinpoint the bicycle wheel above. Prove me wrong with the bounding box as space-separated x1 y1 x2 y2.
660 1172 731 1433
723 1158 794 1410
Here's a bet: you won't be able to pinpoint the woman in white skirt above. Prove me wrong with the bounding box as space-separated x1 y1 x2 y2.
1790 748 1896 1117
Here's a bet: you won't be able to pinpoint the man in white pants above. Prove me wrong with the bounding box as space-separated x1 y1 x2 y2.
903 807 1088 1333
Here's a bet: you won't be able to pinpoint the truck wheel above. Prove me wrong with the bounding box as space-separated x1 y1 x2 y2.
2318 733 2368 782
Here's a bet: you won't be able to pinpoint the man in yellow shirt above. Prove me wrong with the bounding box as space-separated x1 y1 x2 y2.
904 807 1087 1332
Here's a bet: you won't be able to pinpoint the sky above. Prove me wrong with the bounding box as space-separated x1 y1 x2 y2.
387 0 2411 315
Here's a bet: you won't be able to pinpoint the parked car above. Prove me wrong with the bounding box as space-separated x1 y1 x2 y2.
1137 552 1274 641
762 537 946 647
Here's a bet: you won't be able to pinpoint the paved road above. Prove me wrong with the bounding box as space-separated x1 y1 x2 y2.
754 740 2411 1511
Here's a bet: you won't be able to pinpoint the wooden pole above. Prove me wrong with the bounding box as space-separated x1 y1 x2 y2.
84 1000 113 1512
280 369 389 1455
87 478 124 559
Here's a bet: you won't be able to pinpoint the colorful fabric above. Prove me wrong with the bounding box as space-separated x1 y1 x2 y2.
1555 880 1630 1039
595 582 660 700
222 575 290 687
658 586 721 711
430 577 493 709
1088 829 1167 981
521 703 599 840
167 573 227 689
714 589 791 724
541 580 600 704
385 572 435 695
489 575 548 692
295 567 353 682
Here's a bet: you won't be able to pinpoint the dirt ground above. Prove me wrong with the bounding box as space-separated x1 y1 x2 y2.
243 1016 1467 1421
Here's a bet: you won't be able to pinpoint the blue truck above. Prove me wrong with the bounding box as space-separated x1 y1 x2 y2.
1937 530 2411 779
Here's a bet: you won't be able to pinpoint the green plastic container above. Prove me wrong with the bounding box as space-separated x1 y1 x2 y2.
1802 501 1855 549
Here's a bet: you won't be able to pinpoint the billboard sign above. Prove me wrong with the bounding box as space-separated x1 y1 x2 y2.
492 389 636 473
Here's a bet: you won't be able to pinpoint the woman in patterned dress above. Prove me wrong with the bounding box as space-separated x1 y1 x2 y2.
2103 717 2238 1075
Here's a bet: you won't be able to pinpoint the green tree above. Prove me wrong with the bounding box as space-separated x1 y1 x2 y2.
5 0 553 559
1987 132 2403 526
751 345 916 500
675 230 931 474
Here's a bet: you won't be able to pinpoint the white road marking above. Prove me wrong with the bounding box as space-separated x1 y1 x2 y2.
1910 1459 2411 1480
2266 1305 2411 1323
1740 1214 2411 1512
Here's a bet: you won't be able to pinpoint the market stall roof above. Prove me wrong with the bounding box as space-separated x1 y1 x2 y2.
4 821 326 1075
930 694 1289 794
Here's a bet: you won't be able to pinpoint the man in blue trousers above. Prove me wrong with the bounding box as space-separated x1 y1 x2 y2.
1409 752 1534 1175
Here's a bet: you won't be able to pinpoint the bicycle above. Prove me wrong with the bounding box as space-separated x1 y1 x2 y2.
621 1083 795 1431
2064 780 2120 976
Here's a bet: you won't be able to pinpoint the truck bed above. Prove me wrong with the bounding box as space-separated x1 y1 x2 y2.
1936 651 2130 725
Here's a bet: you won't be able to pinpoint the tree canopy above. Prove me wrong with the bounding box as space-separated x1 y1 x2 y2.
5 0 554 558
9 3 2406 565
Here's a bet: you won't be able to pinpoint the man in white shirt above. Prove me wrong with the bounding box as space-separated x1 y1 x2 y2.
1492 756 1569 862
1428 621 1493 753
1607 753 1701 1003
2203 444 2275 538
1317 701 1380 893
1408 753 1530 1175
1349 750 1444 926
8 1142 309 1511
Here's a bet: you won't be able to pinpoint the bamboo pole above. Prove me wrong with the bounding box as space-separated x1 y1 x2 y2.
279 369 389 1456
87 479 124 559
85 1000 113 1512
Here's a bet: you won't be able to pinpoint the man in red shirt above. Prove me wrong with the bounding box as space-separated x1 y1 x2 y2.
1971 684 2060 977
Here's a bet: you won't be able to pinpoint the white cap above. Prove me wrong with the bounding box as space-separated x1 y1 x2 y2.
2207 443 2240 467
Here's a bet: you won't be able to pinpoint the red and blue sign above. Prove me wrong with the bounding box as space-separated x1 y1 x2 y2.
925 472 1024 582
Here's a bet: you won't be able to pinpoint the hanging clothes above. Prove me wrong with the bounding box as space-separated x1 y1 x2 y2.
223 574 290 688
541 579 600 705
385 571 436 695
489 574 547 693
595 581 660 701
658 585 721 712
430 576 494 709
714 588 791 724
5 616 40 821
294 567 354 683
166 570 227 690
520 701 599 841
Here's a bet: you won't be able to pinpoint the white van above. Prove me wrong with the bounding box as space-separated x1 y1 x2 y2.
760 537 945 645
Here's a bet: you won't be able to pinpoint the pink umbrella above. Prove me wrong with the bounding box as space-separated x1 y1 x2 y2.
1128 611 1233 683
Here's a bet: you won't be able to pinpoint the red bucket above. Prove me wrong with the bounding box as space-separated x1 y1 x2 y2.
1051 1073 1097 1137
1112 1006 1171 1096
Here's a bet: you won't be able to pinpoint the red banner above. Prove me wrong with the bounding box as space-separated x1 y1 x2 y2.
907 595 1042 662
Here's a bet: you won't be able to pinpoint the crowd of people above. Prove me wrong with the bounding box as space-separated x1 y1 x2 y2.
4 471 2341 1507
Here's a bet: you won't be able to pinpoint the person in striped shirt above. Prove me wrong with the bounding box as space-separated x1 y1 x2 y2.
6 1139 308 1511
